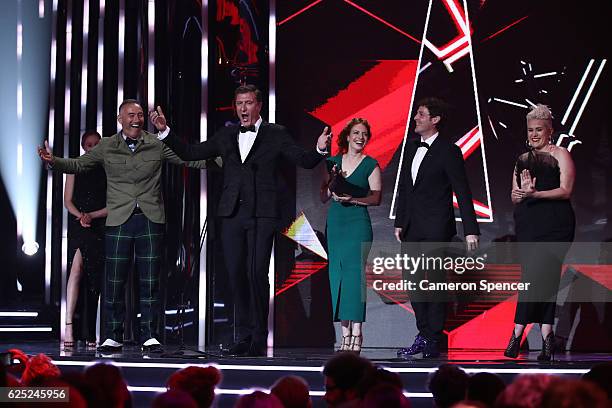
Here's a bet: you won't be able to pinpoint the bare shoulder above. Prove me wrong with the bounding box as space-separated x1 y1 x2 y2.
549 145 571 161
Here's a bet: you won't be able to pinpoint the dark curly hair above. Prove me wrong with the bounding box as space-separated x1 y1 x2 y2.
337 118 372 154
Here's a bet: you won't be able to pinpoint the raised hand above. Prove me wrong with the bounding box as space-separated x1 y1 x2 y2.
149 105 167 132
317 126 332 151
520 169 536 196
37 140 54 165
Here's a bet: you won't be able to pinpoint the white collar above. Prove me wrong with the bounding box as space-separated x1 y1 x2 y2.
421 132 439 146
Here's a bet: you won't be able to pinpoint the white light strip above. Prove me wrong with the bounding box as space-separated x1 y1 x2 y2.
126 387 434 398
487 117 498 140
165 308 195 315
199 0 209 349
147 0 155 113
569 59 606 136
493 97 528 109
443 44 470 72
268 0 276 123
533 71 557 78
81 0 90 155
96 0 105 134
464 0 493 222
0 311 39 317
267 0 277 354
498 121 507 129
53 359 589 376
390 0 433 220
524 98 536 107
445 0 469 35
418 61 432 73
39 0 45 18
561 60 593 126
0 327 53 332
117 0 125 120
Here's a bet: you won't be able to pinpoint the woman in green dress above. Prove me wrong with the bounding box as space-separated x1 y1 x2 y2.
321 118 382 353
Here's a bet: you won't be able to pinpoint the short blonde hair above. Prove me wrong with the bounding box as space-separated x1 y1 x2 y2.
526 104 553 127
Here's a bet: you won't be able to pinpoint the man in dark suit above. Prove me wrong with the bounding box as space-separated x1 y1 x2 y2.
159 84 330 356
394 97 480 358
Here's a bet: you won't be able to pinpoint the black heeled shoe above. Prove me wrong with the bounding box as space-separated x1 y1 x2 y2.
504 331 522 358
537 332 554 361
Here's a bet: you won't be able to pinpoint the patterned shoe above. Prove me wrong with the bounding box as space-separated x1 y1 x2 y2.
397 334 426 358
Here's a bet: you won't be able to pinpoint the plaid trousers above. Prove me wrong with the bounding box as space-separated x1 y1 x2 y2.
104 212 163 342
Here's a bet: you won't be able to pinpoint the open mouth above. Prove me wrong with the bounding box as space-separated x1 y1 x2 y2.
130 124 141 128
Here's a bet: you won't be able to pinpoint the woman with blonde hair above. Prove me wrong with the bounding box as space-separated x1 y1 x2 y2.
504 104 575 360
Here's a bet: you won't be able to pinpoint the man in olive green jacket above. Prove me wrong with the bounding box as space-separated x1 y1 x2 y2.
39 99 208 353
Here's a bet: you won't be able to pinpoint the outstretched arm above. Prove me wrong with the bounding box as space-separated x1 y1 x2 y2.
39 140 104 173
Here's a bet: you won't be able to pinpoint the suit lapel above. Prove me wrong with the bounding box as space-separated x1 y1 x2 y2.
244 122 268 163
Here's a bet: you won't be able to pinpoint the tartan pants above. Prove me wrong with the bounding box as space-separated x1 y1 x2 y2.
104 212 163 342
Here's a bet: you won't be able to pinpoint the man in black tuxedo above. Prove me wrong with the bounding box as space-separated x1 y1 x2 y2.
394 97 479 358
159 85 330 356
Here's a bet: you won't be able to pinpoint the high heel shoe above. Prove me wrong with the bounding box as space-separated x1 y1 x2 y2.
63 322 74 349
537 332 554 361
349 334 363 354
338 334 351 352
504 330 522 358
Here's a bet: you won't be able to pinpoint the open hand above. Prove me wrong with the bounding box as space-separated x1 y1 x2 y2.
37 141 54 165
520 169 536 196
331 192 352 203
149 106 167 132
466 234 479 251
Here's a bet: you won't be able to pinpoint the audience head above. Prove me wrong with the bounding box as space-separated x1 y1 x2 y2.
167 365 221 408
152 390 198 408
322 353 375 407
234 390 283 408
21 353 61 386
582 362 612 400
363 383 411 408
540 378 608 408
467 372 506 407
336 118 372 154
84 363 131 408
494 373 555 408
270 375 311 408
428 364 469 408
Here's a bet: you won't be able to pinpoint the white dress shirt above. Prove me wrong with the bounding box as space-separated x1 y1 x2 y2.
238 117 262 162
411 132 438 184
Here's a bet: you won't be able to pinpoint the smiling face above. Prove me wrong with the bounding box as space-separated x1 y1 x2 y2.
414 105 439 138
117 102 145 139
346 123 369 153
235 92 262 127
527 118 553 150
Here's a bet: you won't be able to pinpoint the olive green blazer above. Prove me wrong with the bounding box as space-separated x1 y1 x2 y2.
52 131 208 226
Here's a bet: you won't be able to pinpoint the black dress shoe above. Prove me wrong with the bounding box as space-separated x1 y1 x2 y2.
504 331 522 358
246 342 266 357
397 334 426 358
537 332 554 361
142 343 164 354
422 338 440 358
97 344 123 353
223 337 252 356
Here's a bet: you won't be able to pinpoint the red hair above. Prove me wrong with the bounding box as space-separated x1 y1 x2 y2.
167 366 222 408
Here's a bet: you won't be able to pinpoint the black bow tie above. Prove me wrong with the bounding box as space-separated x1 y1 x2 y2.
125 138 139 147
239 125 256 133
415 140 430 149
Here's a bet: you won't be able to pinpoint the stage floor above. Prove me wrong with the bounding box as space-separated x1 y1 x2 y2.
1 341 609 407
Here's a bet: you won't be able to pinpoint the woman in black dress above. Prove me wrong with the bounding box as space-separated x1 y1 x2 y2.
64 131 107 348
504 105 575 360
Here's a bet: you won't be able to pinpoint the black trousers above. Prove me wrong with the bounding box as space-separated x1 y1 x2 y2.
402 231 451 342
221 201 276 347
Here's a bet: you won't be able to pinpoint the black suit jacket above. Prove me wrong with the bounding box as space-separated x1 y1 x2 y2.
162 122 325 217
395 134 479 240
